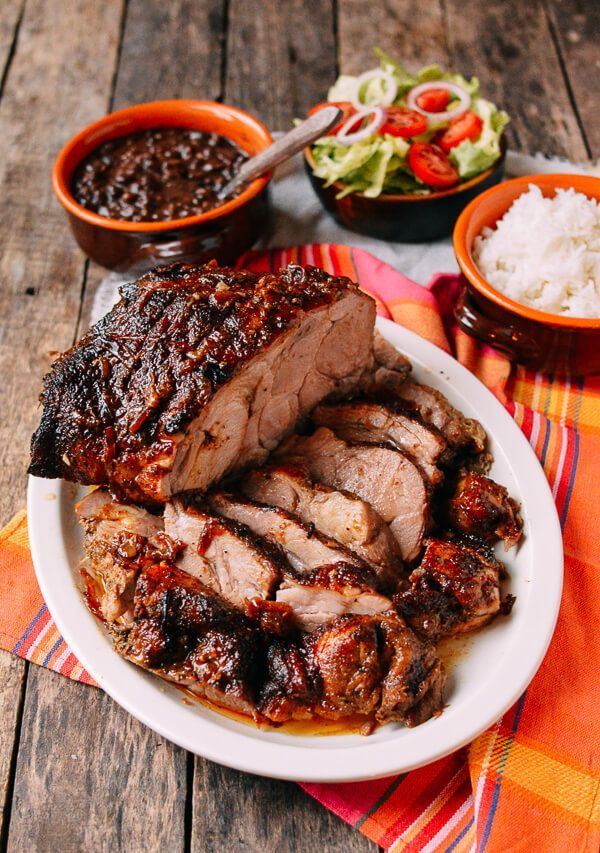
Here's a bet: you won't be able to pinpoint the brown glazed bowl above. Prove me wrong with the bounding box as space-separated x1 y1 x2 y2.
52 100 273 271
304 139 506 242
453 174 600 375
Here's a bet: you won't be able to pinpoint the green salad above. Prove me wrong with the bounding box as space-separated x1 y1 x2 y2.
308 49 509 198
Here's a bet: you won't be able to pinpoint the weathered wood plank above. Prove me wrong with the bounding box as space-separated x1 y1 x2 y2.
443 0 588 160
8 668 187 853
545 0 600 157
225 0 336 128
0 653 25 846
0 0 122 527
0 0 24 91
0 1 122 845
337 0 448 74
113 0 226 107
192 761 378 852
0 1 189 849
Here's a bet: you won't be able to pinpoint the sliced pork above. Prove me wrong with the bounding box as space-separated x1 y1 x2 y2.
164 496 281 608
240 464 401 587
395 537 513 640
76 488 165 622
369 377 486 455
30 262 376 504
208 491 371 577
447 473 523 549
277 427 428 561
276 564 391 632
313 400 446 485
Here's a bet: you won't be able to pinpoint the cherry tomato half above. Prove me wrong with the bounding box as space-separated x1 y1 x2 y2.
308 101 356 135
379 106 427 138
408 142 460 189
415 88 450 113
437 110 483 152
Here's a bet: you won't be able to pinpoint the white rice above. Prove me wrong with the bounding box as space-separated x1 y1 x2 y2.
472 184 600 318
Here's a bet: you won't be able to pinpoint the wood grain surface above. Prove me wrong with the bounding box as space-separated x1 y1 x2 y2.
0 0 596 850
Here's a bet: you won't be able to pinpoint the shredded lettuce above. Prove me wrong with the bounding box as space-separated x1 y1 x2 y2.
312 48 509 198
450 98 509 178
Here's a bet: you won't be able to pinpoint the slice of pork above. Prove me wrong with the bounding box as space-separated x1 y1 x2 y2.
76 489 166 623
115 561 261 718
276 564 391 632
375 379 486 454
164 496 281 608
313 400 446 485
277 427 429 562
76 488 163 540
395 537 513 640
208 491 372 578
240 464 401 588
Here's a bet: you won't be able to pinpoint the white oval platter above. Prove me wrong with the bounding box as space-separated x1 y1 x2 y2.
28 316 563 782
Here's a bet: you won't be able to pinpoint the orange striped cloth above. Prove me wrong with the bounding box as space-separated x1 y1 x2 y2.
1 244 599 851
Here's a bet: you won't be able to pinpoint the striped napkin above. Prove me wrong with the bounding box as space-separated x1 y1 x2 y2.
2 244 599 851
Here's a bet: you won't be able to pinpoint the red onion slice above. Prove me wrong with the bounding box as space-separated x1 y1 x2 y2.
335 106 385 146
406 81 470 124
352 68 398 108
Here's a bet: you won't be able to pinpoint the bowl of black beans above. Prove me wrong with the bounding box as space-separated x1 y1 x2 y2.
53 100 273 271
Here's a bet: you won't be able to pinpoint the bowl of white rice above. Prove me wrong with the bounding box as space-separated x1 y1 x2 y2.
453 174 600 374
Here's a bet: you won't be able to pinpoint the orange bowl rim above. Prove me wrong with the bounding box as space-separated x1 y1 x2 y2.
52 99 273 233
453 173 600 330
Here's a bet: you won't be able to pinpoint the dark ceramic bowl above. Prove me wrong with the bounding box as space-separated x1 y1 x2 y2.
52 100 273 272
453 173 600 375
304 139 506 242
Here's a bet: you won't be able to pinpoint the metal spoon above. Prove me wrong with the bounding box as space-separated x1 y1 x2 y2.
219 105 342 199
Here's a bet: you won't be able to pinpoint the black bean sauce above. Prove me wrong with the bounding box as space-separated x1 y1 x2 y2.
71 127 249 222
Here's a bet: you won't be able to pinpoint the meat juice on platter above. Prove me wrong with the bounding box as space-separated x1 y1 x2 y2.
71 127 248 222
29 261 522 734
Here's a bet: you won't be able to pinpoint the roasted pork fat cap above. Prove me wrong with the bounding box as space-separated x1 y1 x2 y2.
29 261 376 504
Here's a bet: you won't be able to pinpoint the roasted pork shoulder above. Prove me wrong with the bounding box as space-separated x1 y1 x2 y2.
30 262 376 504
32 259 522 734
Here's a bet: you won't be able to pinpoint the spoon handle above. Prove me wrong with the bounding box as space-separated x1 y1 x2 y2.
221 106 342 197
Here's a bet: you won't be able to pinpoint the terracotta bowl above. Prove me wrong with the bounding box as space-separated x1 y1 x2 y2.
52 100 273 271
304 139 506 242
453 174 600 375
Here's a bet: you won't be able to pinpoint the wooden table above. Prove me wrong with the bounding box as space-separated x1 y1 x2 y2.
0 1 597 850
